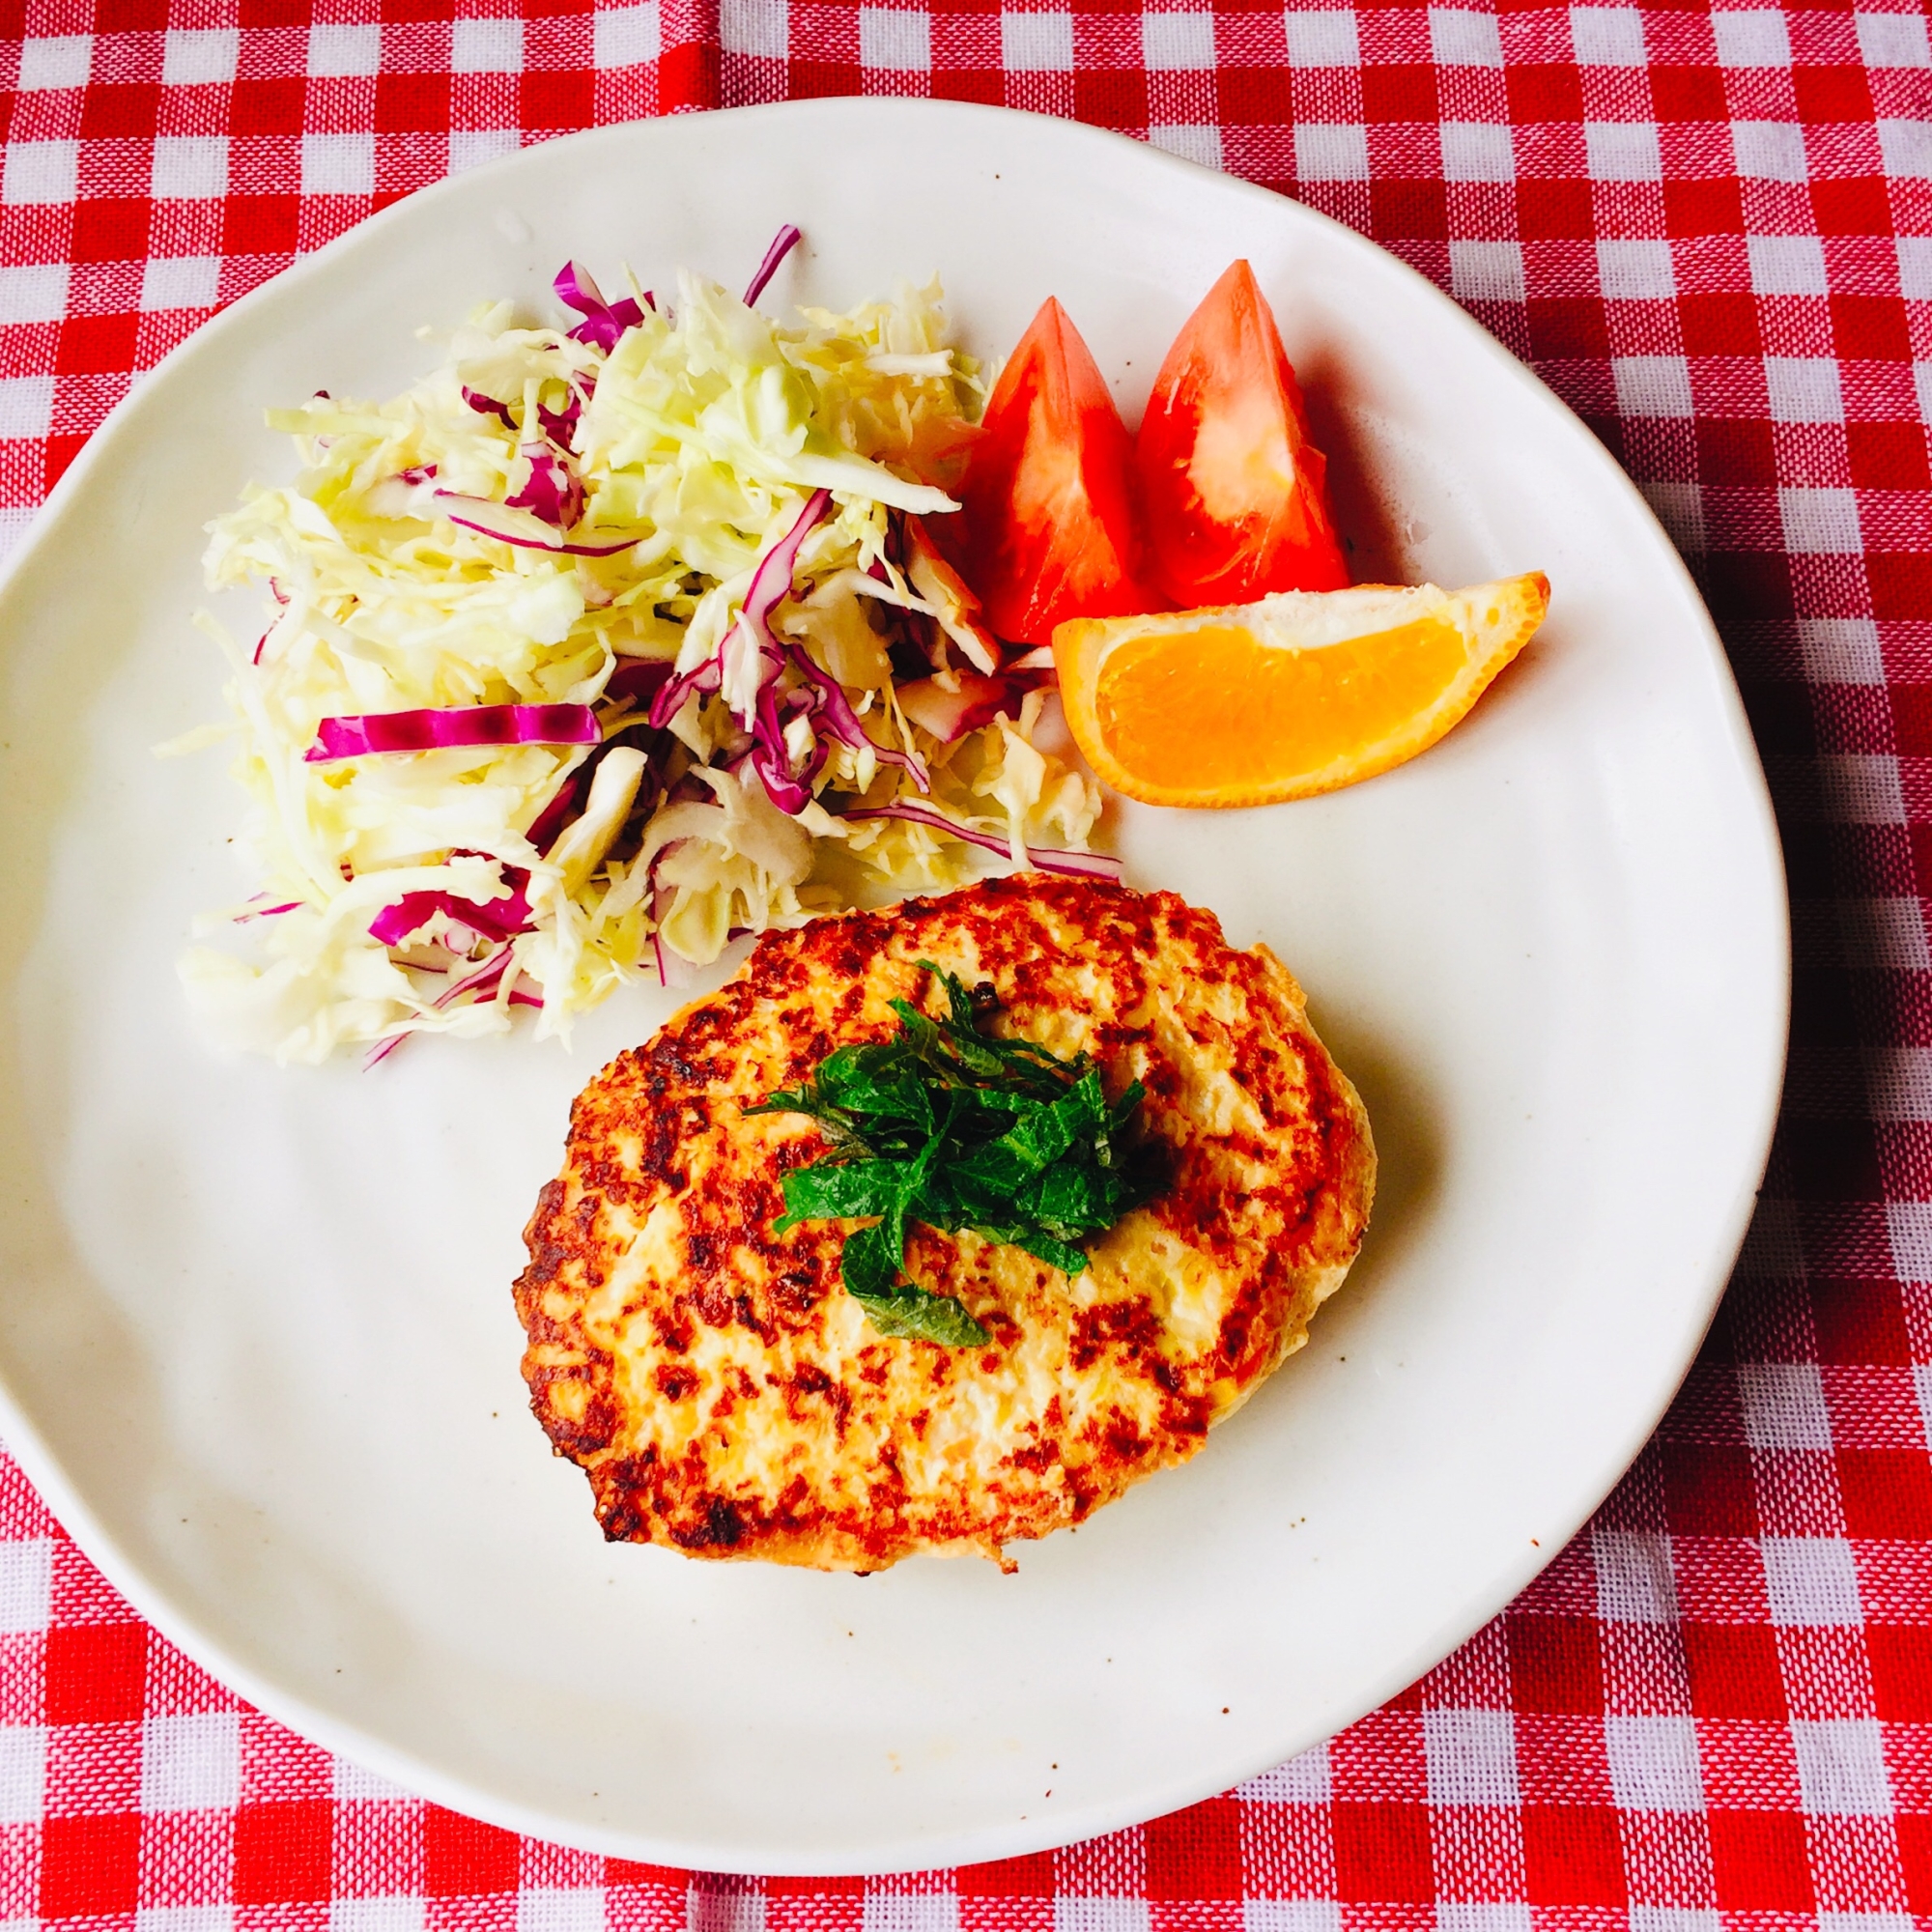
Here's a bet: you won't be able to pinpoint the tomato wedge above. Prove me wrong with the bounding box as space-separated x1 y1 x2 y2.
954 297 1161 647
1136 260 1349 607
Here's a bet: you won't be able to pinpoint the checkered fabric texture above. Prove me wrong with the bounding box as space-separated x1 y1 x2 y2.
2 0 1930 1915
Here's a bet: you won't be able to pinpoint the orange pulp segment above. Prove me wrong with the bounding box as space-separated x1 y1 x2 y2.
1052 574 1550 808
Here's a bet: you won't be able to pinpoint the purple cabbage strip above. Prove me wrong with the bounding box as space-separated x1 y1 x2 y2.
606 658 676 709
363 1030 409 1071
726 488 832 717
435 943 515 1010
522 723 666 856
744 224 803 308
645 650 724 730
707 489 836 811
462 386 517 432
537 393 582 451
554 261 649 353
647 846 696 989
784 645 930 791
524 779 580 856
369 874 532 949
364 941 520 1068
306 704 601 762
648 490 832 730
435 503 637 556
746 670 828 814
842 803 1125 880
504 442 584 531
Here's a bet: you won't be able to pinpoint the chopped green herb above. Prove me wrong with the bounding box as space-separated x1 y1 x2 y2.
748 963 1161 1347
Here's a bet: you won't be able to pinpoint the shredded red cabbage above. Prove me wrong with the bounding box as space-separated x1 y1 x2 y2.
524 779 579 855
433 494 637 556
606 658 676 708
554 261 649 352
744 224 803 308
649 489 832 731
306 704 601 762
646 845 696 988
646 490 935 813
504 442 583 530
785 644 930 790
369 875 532 948
746 670 828 813
522 727 666 855
436 944 514 1008
363 1030 409 1070
537 393 581 450
462 386 516 432
842 804 1124 880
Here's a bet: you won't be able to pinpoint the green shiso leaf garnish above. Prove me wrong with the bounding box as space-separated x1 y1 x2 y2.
747 963 1160 1347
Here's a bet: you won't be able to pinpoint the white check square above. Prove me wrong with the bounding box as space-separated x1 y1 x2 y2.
1284 11 1358 66
1858 14 1930 66
861 9 931 70
308 22 382 76
0 264 69 326
1613 356 1694 417
451 18 523 72
1002 11 1074 71
140 1712 241 1814
1606 1715 1704 1812
1794 1719 1892 1815
1713 10 1791 65
1294 123 1370 181
17 35 92 90
1585 122 1662 180
1144 12 1216 70
1430 7 1503 65
1441 123 1515 182
595 4 662 69
1748 234 1829 294
1571 8 1645 65
1598 238 1675 298
1424 1708 1520 1805
162 28 238 84
1762 1536 1862 1626
2 141 78 207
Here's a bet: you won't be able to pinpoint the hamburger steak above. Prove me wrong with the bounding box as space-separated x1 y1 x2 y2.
514 874 1375 1570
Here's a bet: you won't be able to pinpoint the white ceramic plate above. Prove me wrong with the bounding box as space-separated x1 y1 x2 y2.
0 99 1785 1873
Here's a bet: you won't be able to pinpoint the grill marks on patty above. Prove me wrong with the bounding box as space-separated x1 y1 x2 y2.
514 874 1375 1571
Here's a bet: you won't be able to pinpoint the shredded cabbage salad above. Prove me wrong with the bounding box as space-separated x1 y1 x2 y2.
176 236 1117 1065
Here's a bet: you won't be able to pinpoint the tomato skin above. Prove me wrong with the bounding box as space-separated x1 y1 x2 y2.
955 297 1162 647
1136 260 1349 607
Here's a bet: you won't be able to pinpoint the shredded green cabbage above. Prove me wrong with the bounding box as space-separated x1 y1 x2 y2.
178 263 1105 1065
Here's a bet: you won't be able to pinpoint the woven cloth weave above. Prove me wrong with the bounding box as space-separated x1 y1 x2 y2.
3 0 1930 1916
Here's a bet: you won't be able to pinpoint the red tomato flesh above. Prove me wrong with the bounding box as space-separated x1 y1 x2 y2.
954 297 1161 647
1136 260 1349 607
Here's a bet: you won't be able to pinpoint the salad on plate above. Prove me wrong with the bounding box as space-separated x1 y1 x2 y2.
179 230 1112 1065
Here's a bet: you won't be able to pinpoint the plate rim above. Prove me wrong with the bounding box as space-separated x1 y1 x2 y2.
0 95 1792 1874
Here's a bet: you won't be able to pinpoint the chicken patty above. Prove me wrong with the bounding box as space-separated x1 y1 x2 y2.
514 873 1375 1570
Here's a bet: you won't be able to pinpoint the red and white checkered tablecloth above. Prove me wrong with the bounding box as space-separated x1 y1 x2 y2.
3 0 1931 1914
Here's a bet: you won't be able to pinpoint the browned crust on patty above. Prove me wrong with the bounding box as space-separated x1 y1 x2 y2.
513 873 1375 1570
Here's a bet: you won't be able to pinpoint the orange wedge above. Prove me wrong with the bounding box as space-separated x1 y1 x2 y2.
1051 574 1550 808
